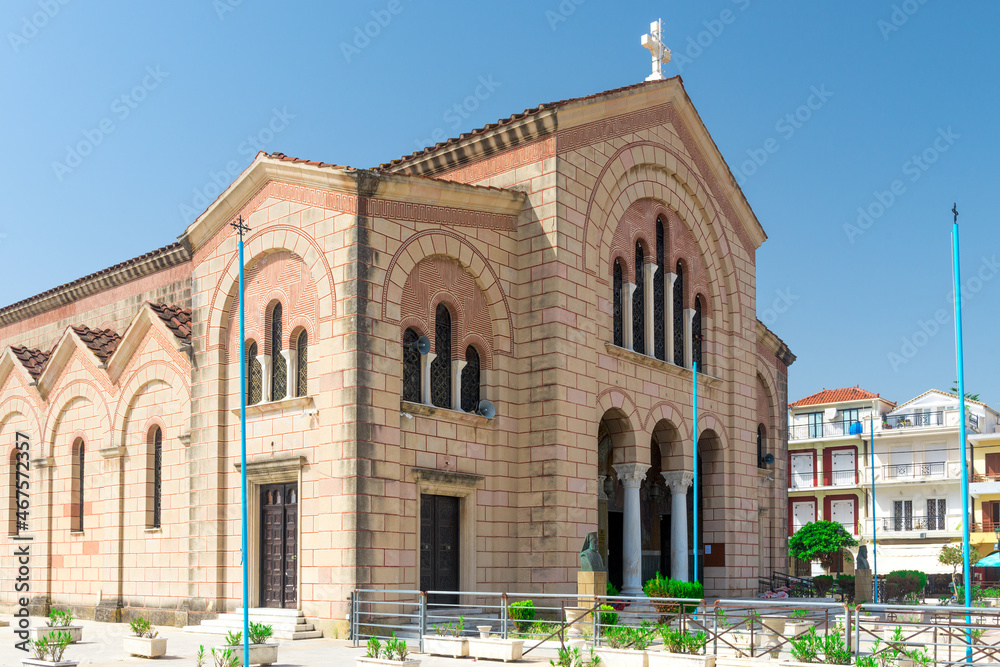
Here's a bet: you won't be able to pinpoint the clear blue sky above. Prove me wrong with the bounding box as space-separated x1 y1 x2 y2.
3 1 998 408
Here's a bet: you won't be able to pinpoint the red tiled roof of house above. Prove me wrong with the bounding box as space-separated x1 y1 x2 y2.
378 79 669 170
71 325 121 363
10 346 50 380
149 302 192 342
267 152 347 170
789 386 883 408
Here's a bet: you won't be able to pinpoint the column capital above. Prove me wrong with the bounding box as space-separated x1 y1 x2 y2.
613 463 651 488
662 470 694 492
597 474 608 501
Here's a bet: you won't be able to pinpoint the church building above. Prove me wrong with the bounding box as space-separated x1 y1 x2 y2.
0 74 793 635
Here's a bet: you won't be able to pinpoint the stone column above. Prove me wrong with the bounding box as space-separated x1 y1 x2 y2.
420 352 436 404
597 475 608 569
663 471 693 582
613 463 651 597
644 263 657 354
665 273 677 363
623 283 636 350
683 309 695 369
450 359 468 410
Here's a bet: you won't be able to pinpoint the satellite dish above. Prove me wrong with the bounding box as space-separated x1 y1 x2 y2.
476 399 496 419
762 453 775 466
404 335 431 355
824 407 838 420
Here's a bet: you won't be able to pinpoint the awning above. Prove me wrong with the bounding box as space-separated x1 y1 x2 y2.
870 543 951 574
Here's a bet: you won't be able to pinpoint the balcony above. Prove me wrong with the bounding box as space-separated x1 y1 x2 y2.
790 469 859 490
971 520 1000 532
882 462 946 481
790 419 863 441
881 411 944 430
881 514 949 532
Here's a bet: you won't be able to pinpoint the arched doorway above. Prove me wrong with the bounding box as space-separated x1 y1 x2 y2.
695 429 724 583
597 408 637 593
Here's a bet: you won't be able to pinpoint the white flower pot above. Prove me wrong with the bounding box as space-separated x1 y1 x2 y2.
594 646 649 667
421 635 469 658
784 621 813 637
717 659 777 667
217 643 278 666
29 626 82 643
21 660 78 667
124 636 167 658
468 638 524 662
761 618 785 636
648 652 715 667
355 658 421 666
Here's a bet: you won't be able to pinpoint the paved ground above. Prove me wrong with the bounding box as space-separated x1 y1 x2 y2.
0 617 557 666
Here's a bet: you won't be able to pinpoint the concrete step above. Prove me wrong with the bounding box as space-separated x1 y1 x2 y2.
183 623 323 640
199 619 312 633
212 612 310 625
183 608 322 640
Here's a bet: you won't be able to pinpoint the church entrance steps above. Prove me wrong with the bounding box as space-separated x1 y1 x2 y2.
183 608 323 640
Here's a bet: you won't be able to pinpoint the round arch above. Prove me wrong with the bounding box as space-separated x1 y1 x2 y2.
43 381 112 456
112 360 191 448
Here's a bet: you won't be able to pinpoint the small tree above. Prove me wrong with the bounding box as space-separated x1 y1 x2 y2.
939 544 982 592
788 521 858 575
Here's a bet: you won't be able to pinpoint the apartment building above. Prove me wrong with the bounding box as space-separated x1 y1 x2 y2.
970 432 1000 562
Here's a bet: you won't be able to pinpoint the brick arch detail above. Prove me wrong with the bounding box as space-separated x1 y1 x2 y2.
286 318 314 350
756 365 780 435
697 413 731 454
42 381 112 456
112 360 190 449
644 400 691 444
595 388 642 461
609 199 676 283
0 397 41 442
382 230 513 357
207 225 335 357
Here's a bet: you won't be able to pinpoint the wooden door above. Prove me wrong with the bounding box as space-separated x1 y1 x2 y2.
420 494 460 605
260 483 298 609
986 453 1000 480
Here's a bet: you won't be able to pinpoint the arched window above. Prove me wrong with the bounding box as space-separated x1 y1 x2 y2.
430 304 452 408
654 218 666 361
150 426 162 529
246 342 262 405
402 328 421 402
270 303 286 401
632 242 645 354
693 295 704 373
673 262 685 366
612 259 623 347
9 449 18 536
295 330 308 397
757 425 767 469
72 439 85 532
461 346 481 412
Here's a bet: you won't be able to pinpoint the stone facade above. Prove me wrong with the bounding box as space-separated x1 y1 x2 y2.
0 77 792 635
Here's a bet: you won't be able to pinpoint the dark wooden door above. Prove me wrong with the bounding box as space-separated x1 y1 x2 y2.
987 453 1000 479
607 511 623 592
261 483 297 609
420 494 460 605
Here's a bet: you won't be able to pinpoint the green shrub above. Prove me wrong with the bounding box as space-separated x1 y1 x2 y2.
384 633 408 661
606 581 619 597
509 600 535 634
129 615 158 639
835 574 855 602
812 574 834 597
46 609 74 627
366 636 383 659
658 626 707 654
248 622 273 645
643 571 704 618
884 570 927 603
597 603 618 629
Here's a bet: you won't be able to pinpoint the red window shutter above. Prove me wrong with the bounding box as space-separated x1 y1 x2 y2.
823 450 832 486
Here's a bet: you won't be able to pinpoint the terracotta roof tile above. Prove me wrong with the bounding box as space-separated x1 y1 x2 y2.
378 79 669 170
267 152 347 170
71 325 121 363
149 302 192 342
790 386 882 408
10 346 50 380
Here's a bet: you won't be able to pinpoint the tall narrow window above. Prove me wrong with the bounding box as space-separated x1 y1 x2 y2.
632 242 645 354
295 330 308 397
9 449 18 535
246 342 262 405
73 439 85 532
673 262 685 366
430 304 452 408
402 328 421 402
271 303 286 401
612 259 623 347
693 295 703 373
151 427 162 529
654 219 665 360
461 346 481 412
757 425 767 469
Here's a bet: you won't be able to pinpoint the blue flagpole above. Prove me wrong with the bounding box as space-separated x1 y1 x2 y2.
693 361 698 585
951 205 972 661
870 416 877 600
235 217 250 667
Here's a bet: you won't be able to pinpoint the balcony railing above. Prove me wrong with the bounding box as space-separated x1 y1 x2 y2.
971 520 1000 532
881 411 944 430
790 469 859 489
882 514 949 532
827 469 857 486
789 419 863 440
882 462 946 480
973 473 1000 483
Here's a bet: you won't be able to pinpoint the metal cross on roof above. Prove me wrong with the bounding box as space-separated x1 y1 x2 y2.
231 215 251 238
641 19 671 82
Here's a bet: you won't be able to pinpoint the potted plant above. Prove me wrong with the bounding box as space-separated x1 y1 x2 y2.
785 609 814 637
595 622 655 667
780 625 850 666
123 616 167 659
649 626 714 667
422 616 469 658
23 630 75 667
29 610 82 644
550 645 602 666
215 623 278 666
357 634 420 666
468 625 525 663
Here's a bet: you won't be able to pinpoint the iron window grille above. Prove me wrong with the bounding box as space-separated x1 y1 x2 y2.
271 303 286 401
653 219 665 360
693 295 703 372
673 262 684 366
757 425 766 469
296 330 308 397
76 441 85 532
613 259 623 347
247 342 262 405
430 304 452 408
152 427 162 529
402 328 421 402
632 242 645 354
461 346 480 412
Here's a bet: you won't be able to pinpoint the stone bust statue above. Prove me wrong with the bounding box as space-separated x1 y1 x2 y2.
856 544 870 570
580 532 605 572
